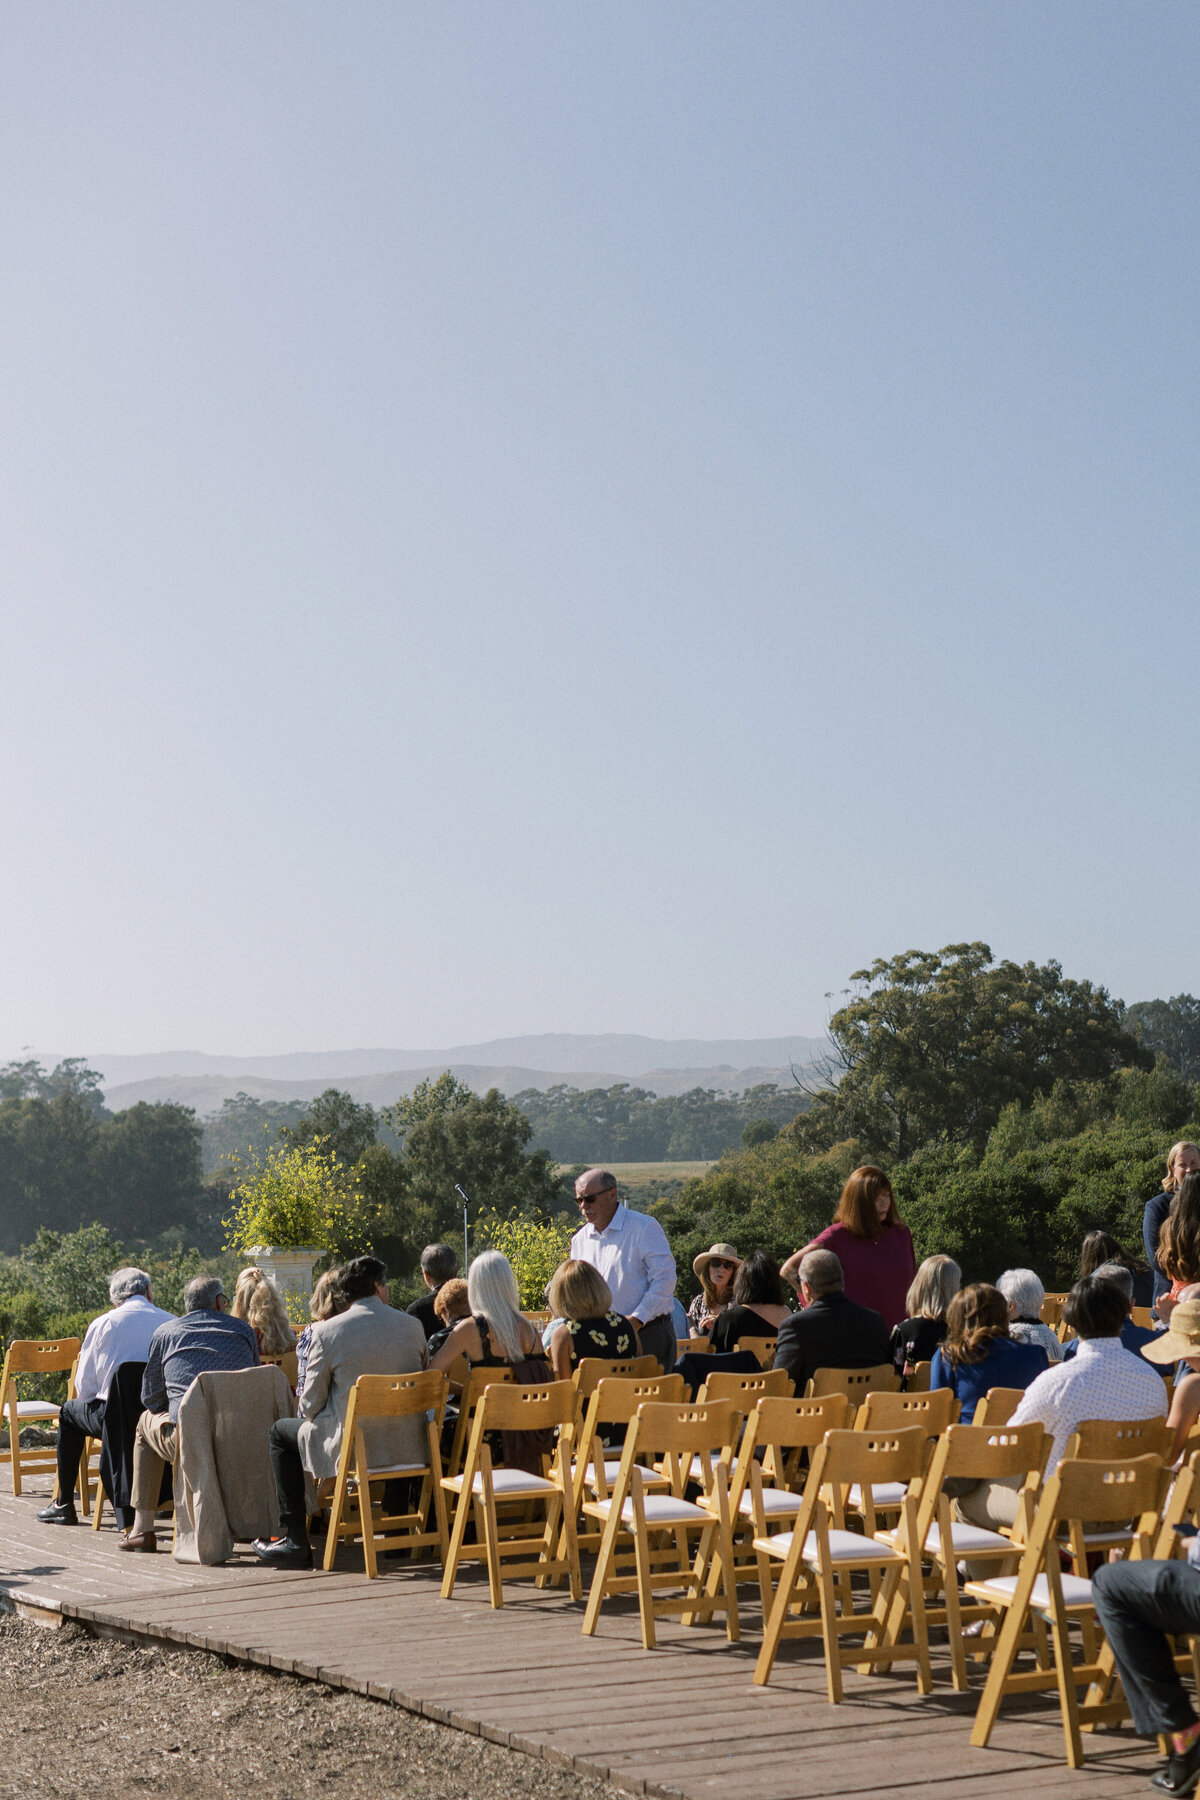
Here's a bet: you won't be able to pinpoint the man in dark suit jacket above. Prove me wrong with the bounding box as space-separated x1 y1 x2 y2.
773 1249 890 1394
406 1243 459 1339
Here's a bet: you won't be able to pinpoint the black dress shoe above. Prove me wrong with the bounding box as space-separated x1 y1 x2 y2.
36 1499 79 1526
252 1535 312 1570
1152 1737 1200 1796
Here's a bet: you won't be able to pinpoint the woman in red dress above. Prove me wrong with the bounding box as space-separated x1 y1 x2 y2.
781 1165 916 1333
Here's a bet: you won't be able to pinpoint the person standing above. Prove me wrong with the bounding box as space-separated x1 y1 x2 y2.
36 1267 175 1530
781 1165 916 1332
1144 1141 1200 1311
570 1168 677 1371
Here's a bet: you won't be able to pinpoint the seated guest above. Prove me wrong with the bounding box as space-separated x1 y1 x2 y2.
1079 1229 1155 1310
120 1275 259 1552
889 1254 960 1375
1093 1554 1200 1799
930 1282 1049 1425
428 1276 472 1356
37 1266 175 1529
255 1255 428 1569
687 1244 741 1336
294 1266 345 1393
232 1266 297 1358
545 1258 639 1379
996 1268 1064 1364
1063 1261 1162 1366
431 1250 545 1375
1142 1291 1200 1460
1010 1273 1166 1472
772 1249 890 1395
407 1243 459 1340
709 1251 792 1353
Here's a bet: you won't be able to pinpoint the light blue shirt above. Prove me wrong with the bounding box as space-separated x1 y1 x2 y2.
569 1203 677 1326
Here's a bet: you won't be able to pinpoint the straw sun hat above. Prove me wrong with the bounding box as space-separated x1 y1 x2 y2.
692 1243 742 1281
1142 1299 1200 1364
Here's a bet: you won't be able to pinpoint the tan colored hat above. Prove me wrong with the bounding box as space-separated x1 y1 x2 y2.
693 1243 742 1281
1141 1300 1200 1363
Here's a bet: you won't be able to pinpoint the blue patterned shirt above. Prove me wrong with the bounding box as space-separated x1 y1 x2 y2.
141 1309 260 1421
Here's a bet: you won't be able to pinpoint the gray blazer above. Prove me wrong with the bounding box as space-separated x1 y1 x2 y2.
297 1295 429 1481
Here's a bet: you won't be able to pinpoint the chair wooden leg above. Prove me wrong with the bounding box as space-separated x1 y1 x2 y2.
324 1451 353 1572
355 1436 378 1580
92 1477 105 1531
1049 1607 1085 1769
479 1452 504 1609
631 1478 657 1649
754 1531 809 1687
942 1559 969 1691
815 1553 843 1704
441 1483 473 1600
970 1577 1036 1748
556 1443 582 1601
582 1494 625 1637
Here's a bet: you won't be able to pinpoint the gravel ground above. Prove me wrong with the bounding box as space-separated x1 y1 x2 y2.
0 1613 628 1800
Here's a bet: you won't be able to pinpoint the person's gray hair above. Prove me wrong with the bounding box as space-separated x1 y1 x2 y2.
182 1274 225 1313
1092 1260 1135 1306
466 1249 527 1363
420 1243 458 1284
108 1267 151 1305
996 1268 1045 1320
799 1249 844 1297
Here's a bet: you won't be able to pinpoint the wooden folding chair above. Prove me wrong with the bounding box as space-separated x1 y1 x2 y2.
444 1364 514 1479
877 1420 1049 1690
1041 1294 1067 1328
261 1349 299 1388
0 1337 81 1495
523 1311 552 1331
1131 1306 1156 1331
905 1360 932 1392
1060 1416 1172 1574
678 1337 711 1357
734 1336 779 1368
973 1387 1025 1428
698 1394 853 1607
846 1387 958 1537
753 1425 933 1702
967 1453 1171 1766
565 1375 682 1555
322 1371 450 1578
441 1380 580 1606
805 1364 898 1403
582 1398 742 1649
698 1368 792 1405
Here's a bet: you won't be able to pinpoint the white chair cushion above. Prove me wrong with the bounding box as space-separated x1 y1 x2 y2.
847 1481 907 1510
588 1492 710 1527
763 1527 901 1566
581 1458 668 1490
470 1467 555 1497
738 1486 803 1518
924 1520 1015 1557
967 1571 1093 1611
13 1401 59 1419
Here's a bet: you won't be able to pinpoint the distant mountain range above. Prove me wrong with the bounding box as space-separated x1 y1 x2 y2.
82 1034 828 1117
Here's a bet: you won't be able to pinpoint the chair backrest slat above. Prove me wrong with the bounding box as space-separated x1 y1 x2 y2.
855 1387 957 1434
699 1368 791 1404
1065 1415 1171 1463
806 1364 899 1401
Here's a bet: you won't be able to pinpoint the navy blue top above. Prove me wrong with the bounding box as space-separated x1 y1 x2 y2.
1144 1192 1173 1303
142 1309 260 1421
929 1335 1050 1423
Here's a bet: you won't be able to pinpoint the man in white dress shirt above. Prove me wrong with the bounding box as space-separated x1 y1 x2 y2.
570 1168 678 1370
36 1266 175 1527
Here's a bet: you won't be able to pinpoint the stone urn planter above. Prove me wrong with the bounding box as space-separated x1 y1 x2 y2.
245 1246 323 1305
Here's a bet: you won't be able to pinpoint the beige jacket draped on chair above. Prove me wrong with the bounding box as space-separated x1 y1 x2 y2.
173 1363 295 1564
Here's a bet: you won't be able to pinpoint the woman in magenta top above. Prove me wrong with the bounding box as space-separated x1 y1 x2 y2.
781 1165 916 1332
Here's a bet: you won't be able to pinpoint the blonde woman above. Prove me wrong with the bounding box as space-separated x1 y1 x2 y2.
889 1254 961 1373
232 1266 297 1358
1144 1141 1200 1310
294 1265 345 1392
545 1259 639 1380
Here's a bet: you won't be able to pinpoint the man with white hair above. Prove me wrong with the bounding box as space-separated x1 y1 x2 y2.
36 1267 175 1529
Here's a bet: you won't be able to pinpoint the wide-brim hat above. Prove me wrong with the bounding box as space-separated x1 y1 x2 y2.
1141 1300 1200 1363
693 1243 742 1281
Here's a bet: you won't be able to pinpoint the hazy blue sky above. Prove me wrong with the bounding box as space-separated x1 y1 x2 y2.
3 4 1197 1056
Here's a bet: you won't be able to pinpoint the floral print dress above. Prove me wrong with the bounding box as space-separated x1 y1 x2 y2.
564 1311 639 1368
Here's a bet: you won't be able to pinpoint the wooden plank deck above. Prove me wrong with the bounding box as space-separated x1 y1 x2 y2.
0 1477 1169 1799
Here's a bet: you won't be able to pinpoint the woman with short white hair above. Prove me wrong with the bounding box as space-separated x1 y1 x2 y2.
996 1267 1063 1364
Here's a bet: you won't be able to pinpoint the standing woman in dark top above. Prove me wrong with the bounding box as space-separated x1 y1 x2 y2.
709 1251 793 1352
545 1259 640 1379
889 1254 960 1374
1078 1231 1155 1310
1143 1141 1200 1310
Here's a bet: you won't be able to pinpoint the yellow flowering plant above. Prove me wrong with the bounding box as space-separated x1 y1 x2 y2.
223 1137 377 1262
473 1211 574 1309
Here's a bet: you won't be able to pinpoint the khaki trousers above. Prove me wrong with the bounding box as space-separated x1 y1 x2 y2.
131 1410 177 1514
